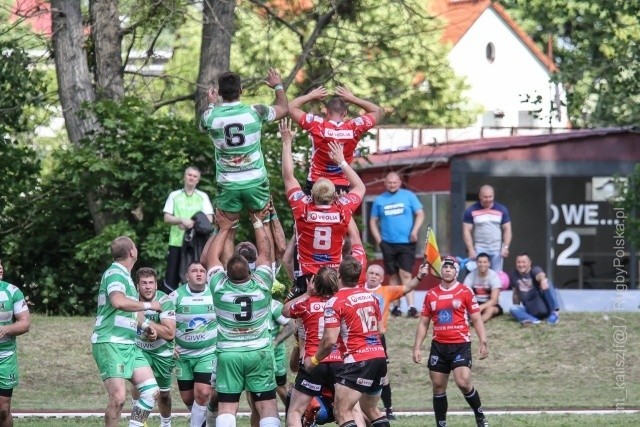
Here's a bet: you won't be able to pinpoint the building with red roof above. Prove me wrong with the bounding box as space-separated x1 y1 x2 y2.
356 128 639 291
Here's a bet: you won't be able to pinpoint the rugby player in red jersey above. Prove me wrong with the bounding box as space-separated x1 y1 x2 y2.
280 119 365 300
304 256 390 427
288 86 383 193
282 267 342 427
413 256 490 427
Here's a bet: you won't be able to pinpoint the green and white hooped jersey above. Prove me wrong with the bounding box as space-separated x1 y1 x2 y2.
200 102 276 190
209 265 274 352
91 263 138 345
0 281 29 358
136 291 176 357
163 189 214 247
269 299 289 344
169 285 217 358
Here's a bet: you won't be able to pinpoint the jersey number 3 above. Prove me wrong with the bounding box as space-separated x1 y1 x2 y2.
234 296 253 321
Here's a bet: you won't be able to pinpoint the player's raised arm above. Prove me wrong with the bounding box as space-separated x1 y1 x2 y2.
336 85 384 123
252 209 272 268
288 86 328 123
265 67 289 120
201 209 234 270
328 141 365 199
280 118 300 193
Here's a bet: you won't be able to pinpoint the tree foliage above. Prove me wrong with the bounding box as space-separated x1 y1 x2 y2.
9 99 215 314
615 165 640 250
0 33 47 286
2 0 473 314
501 0 640 127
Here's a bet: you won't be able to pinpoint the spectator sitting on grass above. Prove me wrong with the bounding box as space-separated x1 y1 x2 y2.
463 252 503 323
509 253 559 326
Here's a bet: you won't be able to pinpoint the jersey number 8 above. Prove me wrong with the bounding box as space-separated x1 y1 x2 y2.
313 226 332 250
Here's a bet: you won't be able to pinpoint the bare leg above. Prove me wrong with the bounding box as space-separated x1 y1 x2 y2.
333 383 362 425
103 378 127 427
286 389 313 427
0 395 13 427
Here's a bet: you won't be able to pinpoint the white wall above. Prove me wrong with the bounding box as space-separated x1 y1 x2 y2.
448 8 569 129
398 290 640 314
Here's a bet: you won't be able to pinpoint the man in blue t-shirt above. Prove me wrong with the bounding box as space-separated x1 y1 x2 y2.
369 171 424 318
462 185 512 272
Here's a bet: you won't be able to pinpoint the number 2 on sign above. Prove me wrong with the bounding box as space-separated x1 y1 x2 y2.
356 306 378 332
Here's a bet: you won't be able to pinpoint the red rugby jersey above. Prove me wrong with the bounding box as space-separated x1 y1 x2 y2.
288 295 342 363
287 188 361 275
324 287 385 363
421 282 480 344
298 113 376 187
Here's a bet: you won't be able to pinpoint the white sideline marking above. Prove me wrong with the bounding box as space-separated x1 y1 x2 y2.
13 409 640 418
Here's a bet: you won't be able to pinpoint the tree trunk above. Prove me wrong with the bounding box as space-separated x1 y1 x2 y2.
195 0 237 119
90 0 125 100
51 0 98 145
51 0 109 234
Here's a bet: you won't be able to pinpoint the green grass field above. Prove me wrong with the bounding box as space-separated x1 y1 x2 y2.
12 413 640 426
12 312 640 425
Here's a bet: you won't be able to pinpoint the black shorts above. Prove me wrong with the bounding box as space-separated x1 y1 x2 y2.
294 362 340 396
286 274 311 303
380 241 416 275
304 180 351 196
428 341 472 374
335 358 387 394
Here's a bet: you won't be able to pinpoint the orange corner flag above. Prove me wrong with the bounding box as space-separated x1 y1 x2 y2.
424 226 442 278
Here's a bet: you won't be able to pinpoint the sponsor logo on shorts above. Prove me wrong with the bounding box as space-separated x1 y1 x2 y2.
301 379 321 391
429 355 438 366
356 378 373 387
454 353 465 363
